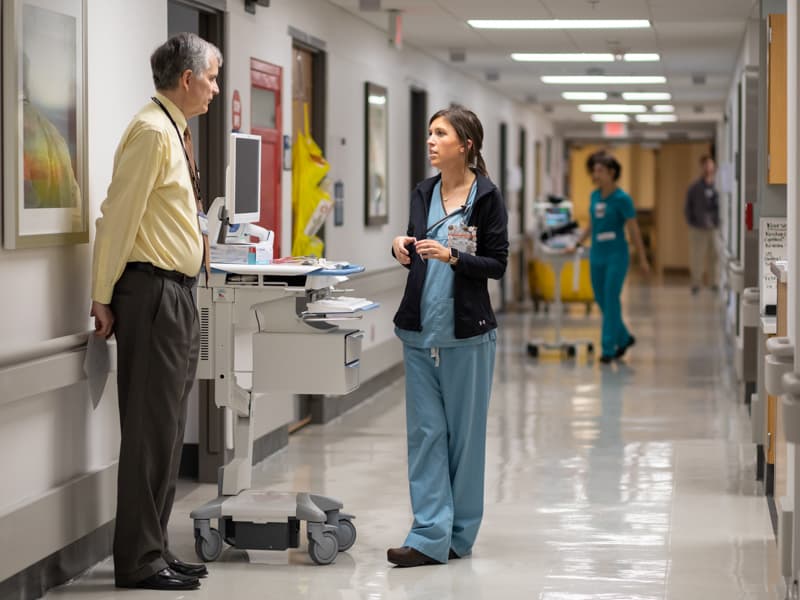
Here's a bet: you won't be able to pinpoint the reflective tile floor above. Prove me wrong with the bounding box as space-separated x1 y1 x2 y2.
46 283 781 599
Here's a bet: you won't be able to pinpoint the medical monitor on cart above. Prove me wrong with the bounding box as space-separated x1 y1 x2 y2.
226 132 261 224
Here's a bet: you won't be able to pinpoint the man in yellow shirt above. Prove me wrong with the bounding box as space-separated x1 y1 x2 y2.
90 32 220 591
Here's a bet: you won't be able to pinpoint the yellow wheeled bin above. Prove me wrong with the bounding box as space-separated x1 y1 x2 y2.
528 254 594 314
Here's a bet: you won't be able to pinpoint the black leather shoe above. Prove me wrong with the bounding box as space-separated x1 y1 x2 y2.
118 567 200 590
168 558 208 578
599 354 615 364
387 546 440 567
448 549 460 560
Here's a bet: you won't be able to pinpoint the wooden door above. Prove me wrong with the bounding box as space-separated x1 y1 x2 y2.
250 59 282 256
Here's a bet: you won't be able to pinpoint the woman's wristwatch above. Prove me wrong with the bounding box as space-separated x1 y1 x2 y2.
449 248 460 265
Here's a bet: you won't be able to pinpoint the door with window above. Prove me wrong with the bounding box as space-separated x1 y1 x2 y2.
250 59 282 256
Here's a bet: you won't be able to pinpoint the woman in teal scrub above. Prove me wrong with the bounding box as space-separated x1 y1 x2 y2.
388 106 508 567
574 152 649 363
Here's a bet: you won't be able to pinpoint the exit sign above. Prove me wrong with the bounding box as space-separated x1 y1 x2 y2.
603 122 628 138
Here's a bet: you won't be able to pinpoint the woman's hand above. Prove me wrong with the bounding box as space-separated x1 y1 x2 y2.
415 238 449 262
393 236 417 265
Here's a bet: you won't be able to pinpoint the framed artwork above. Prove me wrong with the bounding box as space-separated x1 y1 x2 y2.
364 81 388 226
2 0 88 249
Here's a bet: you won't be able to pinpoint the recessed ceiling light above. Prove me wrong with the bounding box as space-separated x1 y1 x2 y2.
562 92 608 100
636 114 677 123
512 53 615 62
468 19 651 30
578 104 647 113
591 114 631 123
367 95 386 105
542 75 666 85
652 105 675 112
623 53 660 62
622 92 671 100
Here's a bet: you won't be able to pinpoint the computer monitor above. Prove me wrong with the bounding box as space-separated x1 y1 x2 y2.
545 207 570 229
225 132 262 225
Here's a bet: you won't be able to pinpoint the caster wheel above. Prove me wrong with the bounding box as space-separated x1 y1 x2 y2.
566 346 576 358
336 519 357 552
308 531 338 565
527 344 539 358
587 343 594 354
195 527 223 562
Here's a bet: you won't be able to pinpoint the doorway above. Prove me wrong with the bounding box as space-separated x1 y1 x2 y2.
250 59 283 256
410 88 428 188
168 0 225 484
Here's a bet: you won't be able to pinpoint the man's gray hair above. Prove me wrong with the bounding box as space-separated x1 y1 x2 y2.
150 32 223 91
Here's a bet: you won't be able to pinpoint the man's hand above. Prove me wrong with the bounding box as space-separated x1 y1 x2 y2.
639 258 651 277
392 236 417 265
90 301 114 338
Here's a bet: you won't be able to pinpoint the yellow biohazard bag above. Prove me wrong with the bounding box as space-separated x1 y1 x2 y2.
292 105 332 257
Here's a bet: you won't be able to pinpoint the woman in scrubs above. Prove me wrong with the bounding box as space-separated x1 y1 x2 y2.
388 105 508 567
574 152 649 363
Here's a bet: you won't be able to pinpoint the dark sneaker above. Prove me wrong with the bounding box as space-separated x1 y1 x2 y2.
615 336 636 359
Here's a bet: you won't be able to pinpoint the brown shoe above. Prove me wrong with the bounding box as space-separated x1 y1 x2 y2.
387 546 440 567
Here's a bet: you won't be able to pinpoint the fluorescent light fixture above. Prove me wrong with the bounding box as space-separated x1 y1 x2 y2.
652 105 675 112
591 114 630 123
562 92 608 101
542 75 666 85
468 19 650 30
636 114 677 123
623 53 660 62
578 104 647 113
622 92 671 100
512 53 614 62
367 95 386 105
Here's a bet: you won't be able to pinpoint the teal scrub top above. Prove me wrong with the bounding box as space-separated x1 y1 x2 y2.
396 181 493 348
589 187 636 264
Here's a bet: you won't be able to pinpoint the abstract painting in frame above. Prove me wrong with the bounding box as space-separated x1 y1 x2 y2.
364 81 388 226
2 0 88 249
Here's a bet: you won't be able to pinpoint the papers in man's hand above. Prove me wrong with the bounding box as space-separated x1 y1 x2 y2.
83 334 111 409
305 297 376 314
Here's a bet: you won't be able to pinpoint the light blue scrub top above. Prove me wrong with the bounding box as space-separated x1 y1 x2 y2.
396 181 494 349
589 187 636 264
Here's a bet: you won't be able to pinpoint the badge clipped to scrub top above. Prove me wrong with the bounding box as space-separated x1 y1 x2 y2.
448 222 477 256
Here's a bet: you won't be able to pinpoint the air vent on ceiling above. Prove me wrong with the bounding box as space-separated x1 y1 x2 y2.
587 67 605 76
359 0 381 10
486 71 500 82
693 105 705 114
525 94 538 104
691 73 706 85
449 48 466 62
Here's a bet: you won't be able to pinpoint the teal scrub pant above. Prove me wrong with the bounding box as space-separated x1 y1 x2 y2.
590 254 631 357
401 339 496 563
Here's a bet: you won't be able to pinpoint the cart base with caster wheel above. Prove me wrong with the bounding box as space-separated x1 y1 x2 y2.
191 490 357 565
527 339 595 359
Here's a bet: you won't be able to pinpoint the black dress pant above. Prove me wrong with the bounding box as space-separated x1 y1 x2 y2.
110 267 199 585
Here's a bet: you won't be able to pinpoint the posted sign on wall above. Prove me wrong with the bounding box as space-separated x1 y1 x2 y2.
759 217 787 314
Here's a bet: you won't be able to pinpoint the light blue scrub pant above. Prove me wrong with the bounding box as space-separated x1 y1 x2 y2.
590 253 631 357
402 339 496 563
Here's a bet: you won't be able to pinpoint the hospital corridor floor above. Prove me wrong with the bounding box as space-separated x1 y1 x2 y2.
46 283 780 599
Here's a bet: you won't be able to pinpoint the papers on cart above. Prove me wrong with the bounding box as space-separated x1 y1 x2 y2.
305 297 379 314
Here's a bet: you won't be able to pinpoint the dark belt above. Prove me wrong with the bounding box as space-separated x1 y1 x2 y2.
125 262 197 288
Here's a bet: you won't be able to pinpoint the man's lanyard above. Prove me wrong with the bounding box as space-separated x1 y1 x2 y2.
151 97 203 207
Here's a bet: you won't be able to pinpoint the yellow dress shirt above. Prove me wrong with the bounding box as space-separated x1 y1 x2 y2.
92 93 202 304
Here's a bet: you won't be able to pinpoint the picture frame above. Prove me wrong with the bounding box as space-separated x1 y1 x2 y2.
364 81 388 226
2 0 88 249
